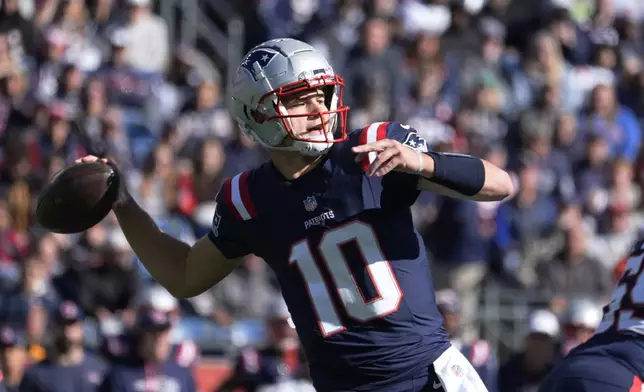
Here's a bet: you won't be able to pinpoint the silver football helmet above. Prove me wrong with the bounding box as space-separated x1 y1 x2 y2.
230 38 349 156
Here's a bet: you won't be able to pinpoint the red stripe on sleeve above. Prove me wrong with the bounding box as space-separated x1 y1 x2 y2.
376 121 388 141
223 178 242 220
238 171 256 217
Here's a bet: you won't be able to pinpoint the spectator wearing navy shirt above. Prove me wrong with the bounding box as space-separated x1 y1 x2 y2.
436 290 498 392
99 308 196 392
19 301 107 392
102 285 199 369
498 310 561 392
219 298 312 392
0 326 26 392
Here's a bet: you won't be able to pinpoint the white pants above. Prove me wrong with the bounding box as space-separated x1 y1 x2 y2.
432 345 489 392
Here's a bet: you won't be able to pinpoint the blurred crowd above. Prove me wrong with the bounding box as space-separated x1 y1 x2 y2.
0 0 642 390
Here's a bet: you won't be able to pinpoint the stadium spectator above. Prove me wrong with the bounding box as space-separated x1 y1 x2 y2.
121 0 169 74
0 325 26 391
19 301 107 392
560 298 603 356
99 308 196 392
535 224 613 303
498 309 561 392
133 284 199 368
436 289 498 392
0 0 640 389
219 297 312 392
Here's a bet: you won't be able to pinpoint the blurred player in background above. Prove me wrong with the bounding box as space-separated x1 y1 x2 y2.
19 301 107 392
540 237 644 391
99 308 196 392
436 289 498 392
219 297 313 392
75 37 513 392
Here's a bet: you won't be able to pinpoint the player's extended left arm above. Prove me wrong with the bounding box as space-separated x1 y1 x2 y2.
352 140 514 202
416 152 514 202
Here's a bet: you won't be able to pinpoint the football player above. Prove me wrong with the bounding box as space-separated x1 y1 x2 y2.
539 237 644 391
75 38 513 392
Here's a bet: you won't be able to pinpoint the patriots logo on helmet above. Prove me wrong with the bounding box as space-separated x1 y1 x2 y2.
241 49 278 81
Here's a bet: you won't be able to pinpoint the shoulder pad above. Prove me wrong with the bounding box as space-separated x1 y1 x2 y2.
469 340 492 367
218 171 257 221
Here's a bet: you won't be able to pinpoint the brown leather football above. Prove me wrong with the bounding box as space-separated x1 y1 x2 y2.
36 162 119 234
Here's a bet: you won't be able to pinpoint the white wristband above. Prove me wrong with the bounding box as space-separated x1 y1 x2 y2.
404 145 424 173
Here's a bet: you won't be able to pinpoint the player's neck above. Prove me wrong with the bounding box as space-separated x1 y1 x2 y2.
269 150 325 180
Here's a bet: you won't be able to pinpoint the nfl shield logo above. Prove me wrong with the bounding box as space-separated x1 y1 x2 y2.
303 196 318 212
451 364 464 378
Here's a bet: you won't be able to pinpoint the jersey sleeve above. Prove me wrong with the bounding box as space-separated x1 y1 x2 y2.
356 121 429 171
206 173 255 259
357 122 428 207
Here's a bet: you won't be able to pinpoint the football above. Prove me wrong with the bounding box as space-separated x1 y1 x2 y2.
36 162 120 234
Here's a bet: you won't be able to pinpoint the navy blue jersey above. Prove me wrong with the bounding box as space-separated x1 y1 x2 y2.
579 238 644 377
98 359 196 392
209 122 450 391
564 332 644 377
539 333 644 391
19 353 107 392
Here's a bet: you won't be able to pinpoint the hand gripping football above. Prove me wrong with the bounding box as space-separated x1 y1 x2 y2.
36 162 120 234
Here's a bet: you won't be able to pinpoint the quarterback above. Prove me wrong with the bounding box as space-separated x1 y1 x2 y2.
77 38 513 392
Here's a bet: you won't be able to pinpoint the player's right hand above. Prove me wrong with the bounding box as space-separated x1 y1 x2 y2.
74 155 108 164
73 155 132 208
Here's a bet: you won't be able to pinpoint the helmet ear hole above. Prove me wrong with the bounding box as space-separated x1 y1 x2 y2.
249 107 268 124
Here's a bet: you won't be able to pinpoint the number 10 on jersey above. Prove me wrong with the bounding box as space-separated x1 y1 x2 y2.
289 221 403 337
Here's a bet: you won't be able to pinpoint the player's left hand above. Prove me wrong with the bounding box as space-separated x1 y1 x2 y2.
352 139 422 176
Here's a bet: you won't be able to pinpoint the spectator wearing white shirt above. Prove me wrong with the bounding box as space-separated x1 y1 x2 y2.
123 0 169 73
